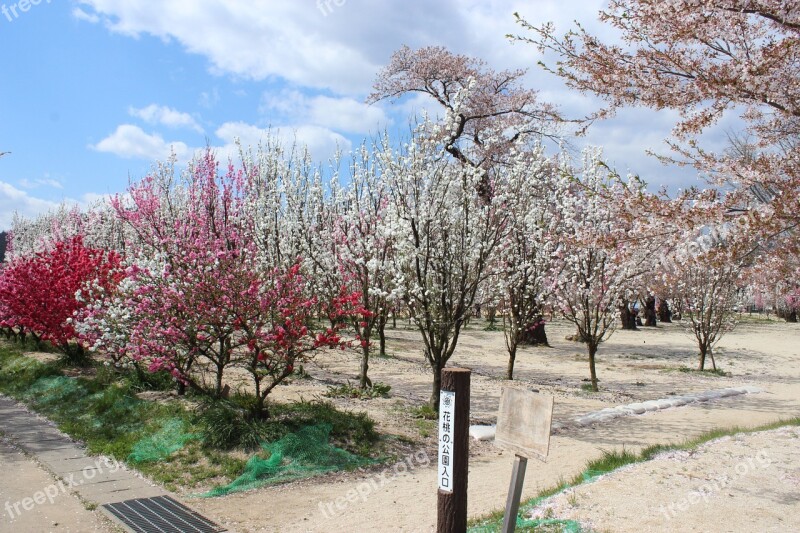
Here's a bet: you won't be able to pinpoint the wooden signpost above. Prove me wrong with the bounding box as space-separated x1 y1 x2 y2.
495 387 554 533
437 368 470 533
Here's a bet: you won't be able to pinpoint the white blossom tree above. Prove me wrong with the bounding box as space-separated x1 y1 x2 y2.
380 118 505 409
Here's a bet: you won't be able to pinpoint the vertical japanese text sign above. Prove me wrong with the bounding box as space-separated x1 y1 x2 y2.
438 390 456 492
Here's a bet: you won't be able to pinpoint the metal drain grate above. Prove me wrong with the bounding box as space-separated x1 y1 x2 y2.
102 495 226 533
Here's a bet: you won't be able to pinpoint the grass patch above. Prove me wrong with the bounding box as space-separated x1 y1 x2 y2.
468 418 800 532
0 341 383 491
325 381 391 400
410 403 438 420
737 314 777 324
409 403 438 438
414 418 436 438
678 366 730 377
639 417 800 460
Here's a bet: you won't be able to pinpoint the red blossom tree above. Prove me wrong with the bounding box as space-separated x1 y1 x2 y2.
0 235 123 361
236 263 364 417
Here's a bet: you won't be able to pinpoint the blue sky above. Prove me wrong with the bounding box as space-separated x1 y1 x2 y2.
0 0 726 230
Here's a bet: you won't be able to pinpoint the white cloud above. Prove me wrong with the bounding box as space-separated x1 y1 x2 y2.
74 0 709 190
129 104 203 133
71 6 100 23
77 0 376 93
306 96 388 134
91 124 190 161
18 175 65 190
0 181 60 231
76 0 617 95
261 90 389 134
76 1 506 95
214 121 350 161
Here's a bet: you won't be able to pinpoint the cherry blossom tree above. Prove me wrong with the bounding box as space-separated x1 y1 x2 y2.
101 152 251 395
236 263 363 418
747 254 800 322
514 1 800 282
88 148 365 408
371 45 565 352
665 241 748 370
329 146 399 388
8 199 127 262
369 45 561 179
550 149 675 391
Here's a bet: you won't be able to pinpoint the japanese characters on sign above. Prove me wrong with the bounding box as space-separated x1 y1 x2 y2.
438 390 456 492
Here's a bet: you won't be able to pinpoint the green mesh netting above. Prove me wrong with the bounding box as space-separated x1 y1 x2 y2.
22 376 86 407
128 418 198 463
468 469 611 532
200 423 375 497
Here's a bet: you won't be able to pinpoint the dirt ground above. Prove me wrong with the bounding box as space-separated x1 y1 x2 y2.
529 424 800 532
178 316 800 532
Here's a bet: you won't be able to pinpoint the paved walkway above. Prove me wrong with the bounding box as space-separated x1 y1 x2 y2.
0 437 116 532
0 394 226 532
0 394 165 506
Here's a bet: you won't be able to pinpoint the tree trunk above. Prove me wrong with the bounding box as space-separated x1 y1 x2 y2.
658 298 672 322
486 306 497 329
520 316 549 346
643 296 657 327
430 363 443 411
506 345 516 380
786 310 798 323
619 303 637 330
253 392 271 420
216 362 224 397
378 312 388 357
359 342 372 389
698 346 707 371
379 327 387 357
588 343 599 392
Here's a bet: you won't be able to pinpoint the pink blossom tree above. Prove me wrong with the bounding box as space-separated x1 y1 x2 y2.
88 148 365 410
550 150 676 391
369 45 561 178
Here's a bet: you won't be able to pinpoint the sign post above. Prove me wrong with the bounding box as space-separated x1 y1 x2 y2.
437 367 470 533
495 387 554 533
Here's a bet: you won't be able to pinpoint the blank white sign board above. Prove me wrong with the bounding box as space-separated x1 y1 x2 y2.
495 387 554 461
